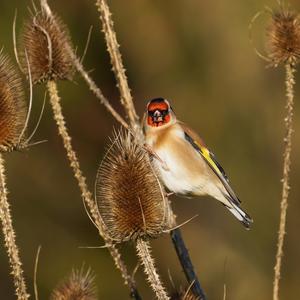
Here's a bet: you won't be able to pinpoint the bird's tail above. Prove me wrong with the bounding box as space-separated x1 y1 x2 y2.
225 201 253 229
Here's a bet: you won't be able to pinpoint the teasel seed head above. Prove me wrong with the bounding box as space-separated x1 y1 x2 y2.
20 10 74 84
267 9 300 66
51 267 97 300
0 52 27 152
95 129 172 242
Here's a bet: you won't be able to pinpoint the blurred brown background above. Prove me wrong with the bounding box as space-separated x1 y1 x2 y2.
0 0 300 299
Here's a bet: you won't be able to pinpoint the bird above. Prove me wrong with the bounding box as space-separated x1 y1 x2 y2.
143 97 253 229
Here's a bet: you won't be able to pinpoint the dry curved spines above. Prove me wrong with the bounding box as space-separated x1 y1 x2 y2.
51 267 97 300
267 9 300 66
0 53 27 152
20 10 74 84
171 289 200 300
96 129 172 242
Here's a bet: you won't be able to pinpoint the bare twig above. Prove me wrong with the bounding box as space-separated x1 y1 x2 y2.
47 80 102 230
95 0 140 134
34 246 42 300
0 154 29 300
71 53 129 129
273 62 295 300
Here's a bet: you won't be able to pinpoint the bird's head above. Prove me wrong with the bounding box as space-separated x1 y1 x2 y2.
144 98 176 129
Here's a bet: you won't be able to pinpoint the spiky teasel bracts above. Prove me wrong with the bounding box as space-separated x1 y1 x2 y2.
96 130 172 242
0 53 27 152
267 9 300 66
51 267 97 300
171 288 200 300
20 10 74 84
96 129 172 299
0 52 29 300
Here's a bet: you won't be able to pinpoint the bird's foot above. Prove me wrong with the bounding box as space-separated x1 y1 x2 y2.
165 192 175 198
143 144 170 171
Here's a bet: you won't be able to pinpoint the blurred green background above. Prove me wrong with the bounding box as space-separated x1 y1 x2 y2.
1 0 300 299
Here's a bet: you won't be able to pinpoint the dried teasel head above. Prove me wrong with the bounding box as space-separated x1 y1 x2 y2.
0 52 27 152
267 9 300 66
51 267 97 300
20 9 74 84
95 129 173 242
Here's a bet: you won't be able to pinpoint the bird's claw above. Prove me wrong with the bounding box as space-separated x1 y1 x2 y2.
143 144 170 171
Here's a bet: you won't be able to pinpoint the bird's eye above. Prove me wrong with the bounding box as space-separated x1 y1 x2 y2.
148 110 168 116
161 109 169 116
148 110 155 117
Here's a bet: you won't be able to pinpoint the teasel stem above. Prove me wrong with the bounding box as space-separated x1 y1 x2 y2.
171 229 206 300
70 52 129 129
46 80 140 300
95 0 141 135
136 239 169 300
273 62 295 300
0 154 29 300
39 0 128 129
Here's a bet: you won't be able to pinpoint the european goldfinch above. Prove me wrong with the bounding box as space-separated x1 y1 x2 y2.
143 98 253 228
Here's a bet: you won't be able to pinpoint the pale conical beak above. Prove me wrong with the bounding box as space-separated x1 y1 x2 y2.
153 110 163 123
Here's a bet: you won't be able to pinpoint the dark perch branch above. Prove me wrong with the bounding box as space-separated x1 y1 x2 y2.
130 287 142 300
171 228 206 299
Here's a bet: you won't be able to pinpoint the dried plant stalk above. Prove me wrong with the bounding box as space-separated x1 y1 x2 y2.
46 80 140 298
0 154 29 300
264 9 300 300
136 239 169 300
273 62 295 300
47 80 101 227
70 52 129 129
39 0 128 129
95 0 140 133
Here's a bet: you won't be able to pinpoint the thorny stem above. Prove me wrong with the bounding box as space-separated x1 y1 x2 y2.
46 80 140 299
95 0 141 135
136 239 169 300
273 62 295 300
39 0 128 129
0 154 29 300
